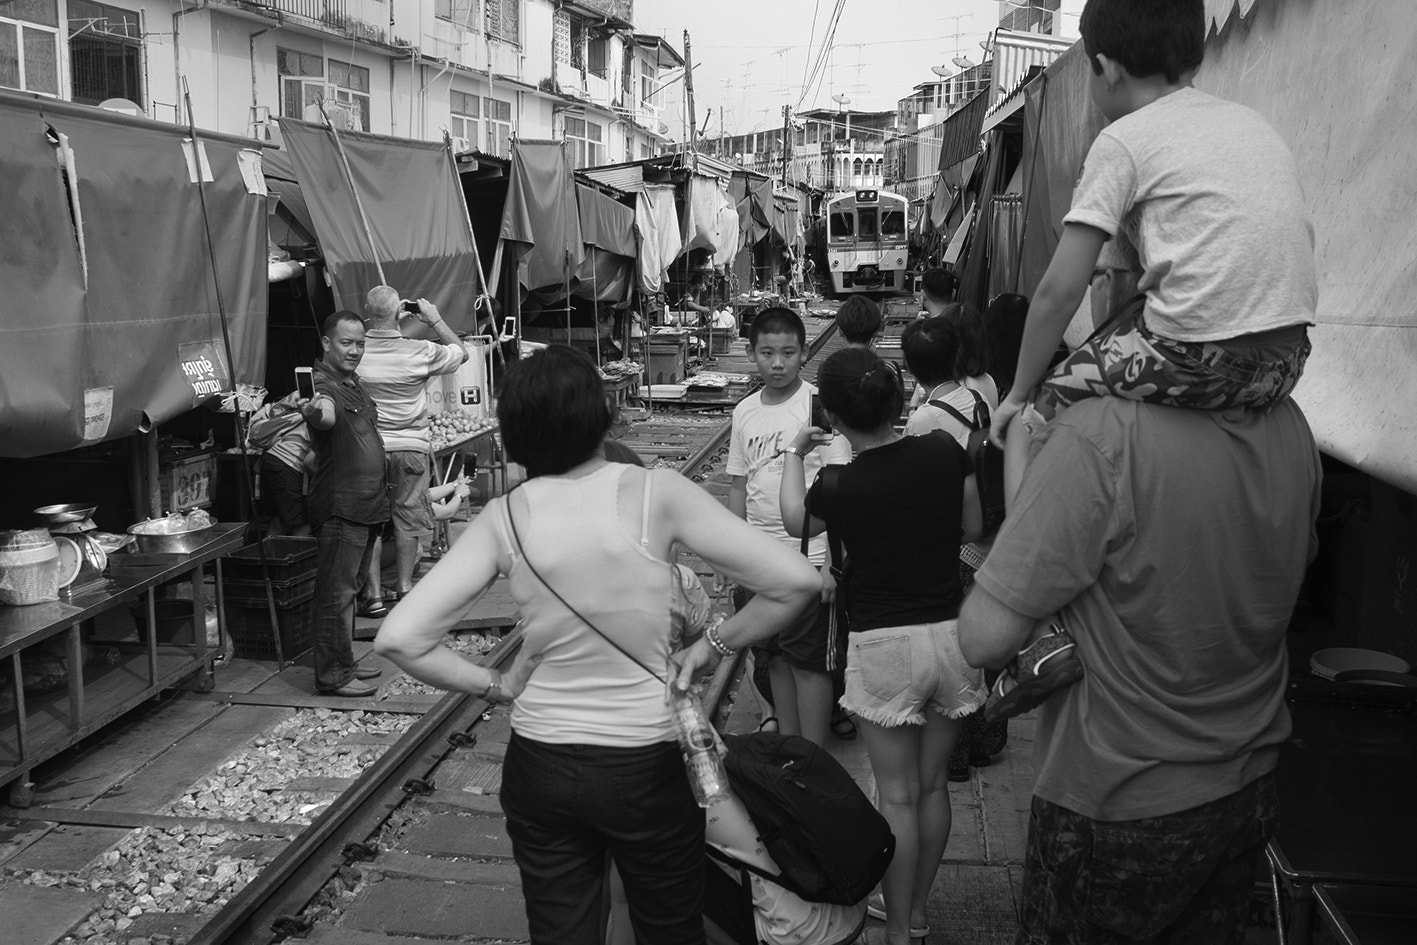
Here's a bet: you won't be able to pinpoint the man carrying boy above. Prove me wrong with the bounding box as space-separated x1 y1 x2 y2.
960 0 1323 940
728 308 851 746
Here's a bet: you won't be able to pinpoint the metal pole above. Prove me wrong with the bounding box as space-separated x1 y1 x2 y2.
683 30 698 156
320 101 386 286
442 134 502 371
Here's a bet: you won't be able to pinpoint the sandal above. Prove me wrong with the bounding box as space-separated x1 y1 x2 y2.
356 597 388 619
756 715 779 734
830 711 858 740
857 924 928 944
865 893 930 938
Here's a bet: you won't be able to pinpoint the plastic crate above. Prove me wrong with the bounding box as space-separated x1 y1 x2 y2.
221 571 317 608
223 537 318 584
228 590 314 661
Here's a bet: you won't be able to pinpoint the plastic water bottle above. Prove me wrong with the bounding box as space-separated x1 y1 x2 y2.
671 688 731 808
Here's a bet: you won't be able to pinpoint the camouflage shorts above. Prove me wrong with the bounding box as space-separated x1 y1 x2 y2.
1037 308 1310 417
1016 774 1278 945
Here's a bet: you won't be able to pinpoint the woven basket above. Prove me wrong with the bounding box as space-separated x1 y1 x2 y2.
0 529 61 606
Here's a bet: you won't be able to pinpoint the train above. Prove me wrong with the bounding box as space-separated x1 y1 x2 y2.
821 188 910 295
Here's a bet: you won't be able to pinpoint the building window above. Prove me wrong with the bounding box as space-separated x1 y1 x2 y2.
278 46 325 122
435 0 478 30
328 58 370 132
564 116 602 169
485 0 518 45
852 158 863 181
68 0 141 107
640 69 653 105
485 96 512 157
587 33 606 78
0 0 60 96
450 89 478 148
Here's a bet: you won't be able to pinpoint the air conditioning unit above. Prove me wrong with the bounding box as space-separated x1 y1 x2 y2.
450 135 472 154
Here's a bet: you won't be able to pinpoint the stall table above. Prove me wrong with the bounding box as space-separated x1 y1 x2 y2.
428 424 506 558
0 522 246 806
1265 686 1417 944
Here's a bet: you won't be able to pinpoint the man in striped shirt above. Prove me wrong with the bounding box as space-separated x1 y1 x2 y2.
358 285 468 607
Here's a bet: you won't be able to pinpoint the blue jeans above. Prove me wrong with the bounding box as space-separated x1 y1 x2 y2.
311 516 377 691
501 732 706 945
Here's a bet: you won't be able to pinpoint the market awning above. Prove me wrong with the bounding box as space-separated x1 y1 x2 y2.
0 90 267 458
635 184 681 294
498 139 585 293
576 184 636 258
936 88 991 173
279 118 482 332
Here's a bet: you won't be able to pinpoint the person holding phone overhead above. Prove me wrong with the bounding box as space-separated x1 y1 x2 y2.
357 285 469 616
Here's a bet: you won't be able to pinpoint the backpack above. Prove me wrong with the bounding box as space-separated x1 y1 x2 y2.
245 394 304 453
930 389 1007 538
717 731 894 905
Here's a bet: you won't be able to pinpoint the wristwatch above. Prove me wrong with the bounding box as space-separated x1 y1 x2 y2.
782 446 805 458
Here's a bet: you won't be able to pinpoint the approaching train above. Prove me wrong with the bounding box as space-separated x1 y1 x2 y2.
823 188 909 295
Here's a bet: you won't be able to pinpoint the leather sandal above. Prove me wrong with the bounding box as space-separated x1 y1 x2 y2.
356 597 388 619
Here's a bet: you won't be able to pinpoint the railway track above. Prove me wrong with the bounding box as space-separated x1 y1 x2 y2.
3 321 841 945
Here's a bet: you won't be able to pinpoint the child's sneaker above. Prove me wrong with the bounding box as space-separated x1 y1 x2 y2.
983 622 1083 723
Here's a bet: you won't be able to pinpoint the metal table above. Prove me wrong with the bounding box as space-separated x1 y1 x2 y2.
0 522 246 806
1266 690 1417 944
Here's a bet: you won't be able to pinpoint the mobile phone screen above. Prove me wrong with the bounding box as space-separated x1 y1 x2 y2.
295 368 315 400
502 317 516 338
810 393 830 430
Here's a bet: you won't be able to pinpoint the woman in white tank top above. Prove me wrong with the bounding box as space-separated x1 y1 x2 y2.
376 346 819 945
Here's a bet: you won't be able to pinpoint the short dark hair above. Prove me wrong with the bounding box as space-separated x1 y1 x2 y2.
601 439 645 467
939 302 989 379
748 306 806 347
1080 0 1205 84
816 348 903 432
983 294 1030 393
497 345 611 478
902 317 961 388
834 296 882 344
322 309 364 338
920 268 955 306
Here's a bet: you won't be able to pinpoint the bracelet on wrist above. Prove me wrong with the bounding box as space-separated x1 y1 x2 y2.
704 616 737 659
483 671 502 701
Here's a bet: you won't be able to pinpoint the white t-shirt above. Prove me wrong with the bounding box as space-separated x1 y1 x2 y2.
359 329 467 452
727 382 852 566
1063 87 1317 342
905 383 984 448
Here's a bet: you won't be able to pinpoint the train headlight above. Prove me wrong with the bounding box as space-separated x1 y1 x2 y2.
831 259 840 268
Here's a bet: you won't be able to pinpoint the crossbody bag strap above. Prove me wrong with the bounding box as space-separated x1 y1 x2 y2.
929 398 977 431
504 488 668 686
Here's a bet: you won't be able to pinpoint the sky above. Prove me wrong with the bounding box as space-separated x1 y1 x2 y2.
633 0 1023 137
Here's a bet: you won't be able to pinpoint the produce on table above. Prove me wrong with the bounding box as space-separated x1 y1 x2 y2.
430 407 495 450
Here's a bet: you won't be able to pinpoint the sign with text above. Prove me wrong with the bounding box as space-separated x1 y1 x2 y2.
177 341 230 405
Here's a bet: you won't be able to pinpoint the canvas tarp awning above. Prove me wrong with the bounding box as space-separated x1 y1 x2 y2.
568 184 636 302
0 90 266 458
937 89 991 173
682 175 735 258
635 184 681 294
498 140 585 294
279 119 480 331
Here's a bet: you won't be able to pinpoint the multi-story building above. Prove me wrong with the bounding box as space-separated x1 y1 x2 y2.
0 0 681 166
707 107 893 194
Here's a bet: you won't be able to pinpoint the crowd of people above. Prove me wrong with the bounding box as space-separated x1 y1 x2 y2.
361 2 1326 943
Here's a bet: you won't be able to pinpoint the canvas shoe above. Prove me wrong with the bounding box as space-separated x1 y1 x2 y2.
983 622 1083 723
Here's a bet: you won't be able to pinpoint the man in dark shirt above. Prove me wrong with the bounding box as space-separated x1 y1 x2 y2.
300 311 391 696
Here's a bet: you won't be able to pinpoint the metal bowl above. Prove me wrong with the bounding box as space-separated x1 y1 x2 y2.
126 521 216 555
34 503 98 524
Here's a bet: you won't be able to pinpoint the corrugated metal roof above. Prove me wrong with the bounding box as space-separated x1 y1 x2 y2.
935 89 991 173
991 29 1074 105
582 163 647 193
980 65 1045 135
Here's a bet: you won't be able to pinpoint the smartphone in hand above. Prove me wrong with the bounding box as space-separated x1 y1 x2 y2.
295 366 315 400
810 392 831 431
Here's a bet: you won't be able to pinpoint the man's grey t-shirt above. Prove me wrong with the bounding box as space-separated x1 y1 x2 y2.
974 398 1321 821
1064 87 1317 342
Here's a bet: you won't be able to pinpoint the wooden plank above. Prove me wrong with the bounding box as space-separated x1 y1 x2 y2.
341 879 527 941
0 883 104 945
976 713 1036 866
4 805 304 836
356 850 522 886
281 776 356 794
3 823 131 872
925 863 1021 945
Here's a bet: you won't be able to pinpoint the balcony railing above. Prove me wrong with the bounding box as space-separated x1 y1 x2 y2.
263 0 388 45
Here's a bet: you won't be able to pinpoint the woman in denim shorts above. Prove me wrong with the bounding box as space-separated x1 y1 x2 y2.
781 348 987 945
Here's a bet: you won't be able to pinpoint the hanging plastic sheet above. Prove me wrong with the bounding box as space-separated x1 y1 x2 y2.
712 190 741 268
636 184 682 294
0 91 266 458
576 184 637 258
279 118 479 331
682 175 734 257
497 140 584 294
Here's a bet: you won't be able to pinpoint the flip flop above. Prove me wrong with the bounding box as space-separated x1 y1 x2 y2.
756 715 779 734
356 598 388 619
830 712 858 740
865 893 930 938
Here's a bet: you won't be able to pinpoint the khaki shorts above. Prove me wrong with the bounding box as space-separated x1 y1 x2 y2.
841 621 986 727
387 450 434 541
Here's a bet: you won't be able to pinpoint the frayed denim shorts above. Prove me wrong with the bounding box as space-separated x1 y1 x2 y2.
841 621 986 727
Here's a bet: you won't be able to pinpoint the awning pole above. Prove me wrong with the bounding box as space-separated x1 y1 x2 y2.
320 102 386 286
442 134 503 371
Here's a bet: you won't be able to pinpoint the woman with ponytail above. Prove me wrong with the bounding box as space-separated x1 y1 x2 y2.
779 347 986 945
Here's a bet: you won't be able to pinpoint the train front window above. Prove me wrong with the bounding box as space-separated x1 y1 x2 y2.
829 211 854 240
881 209 904 237
857 208 878 240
